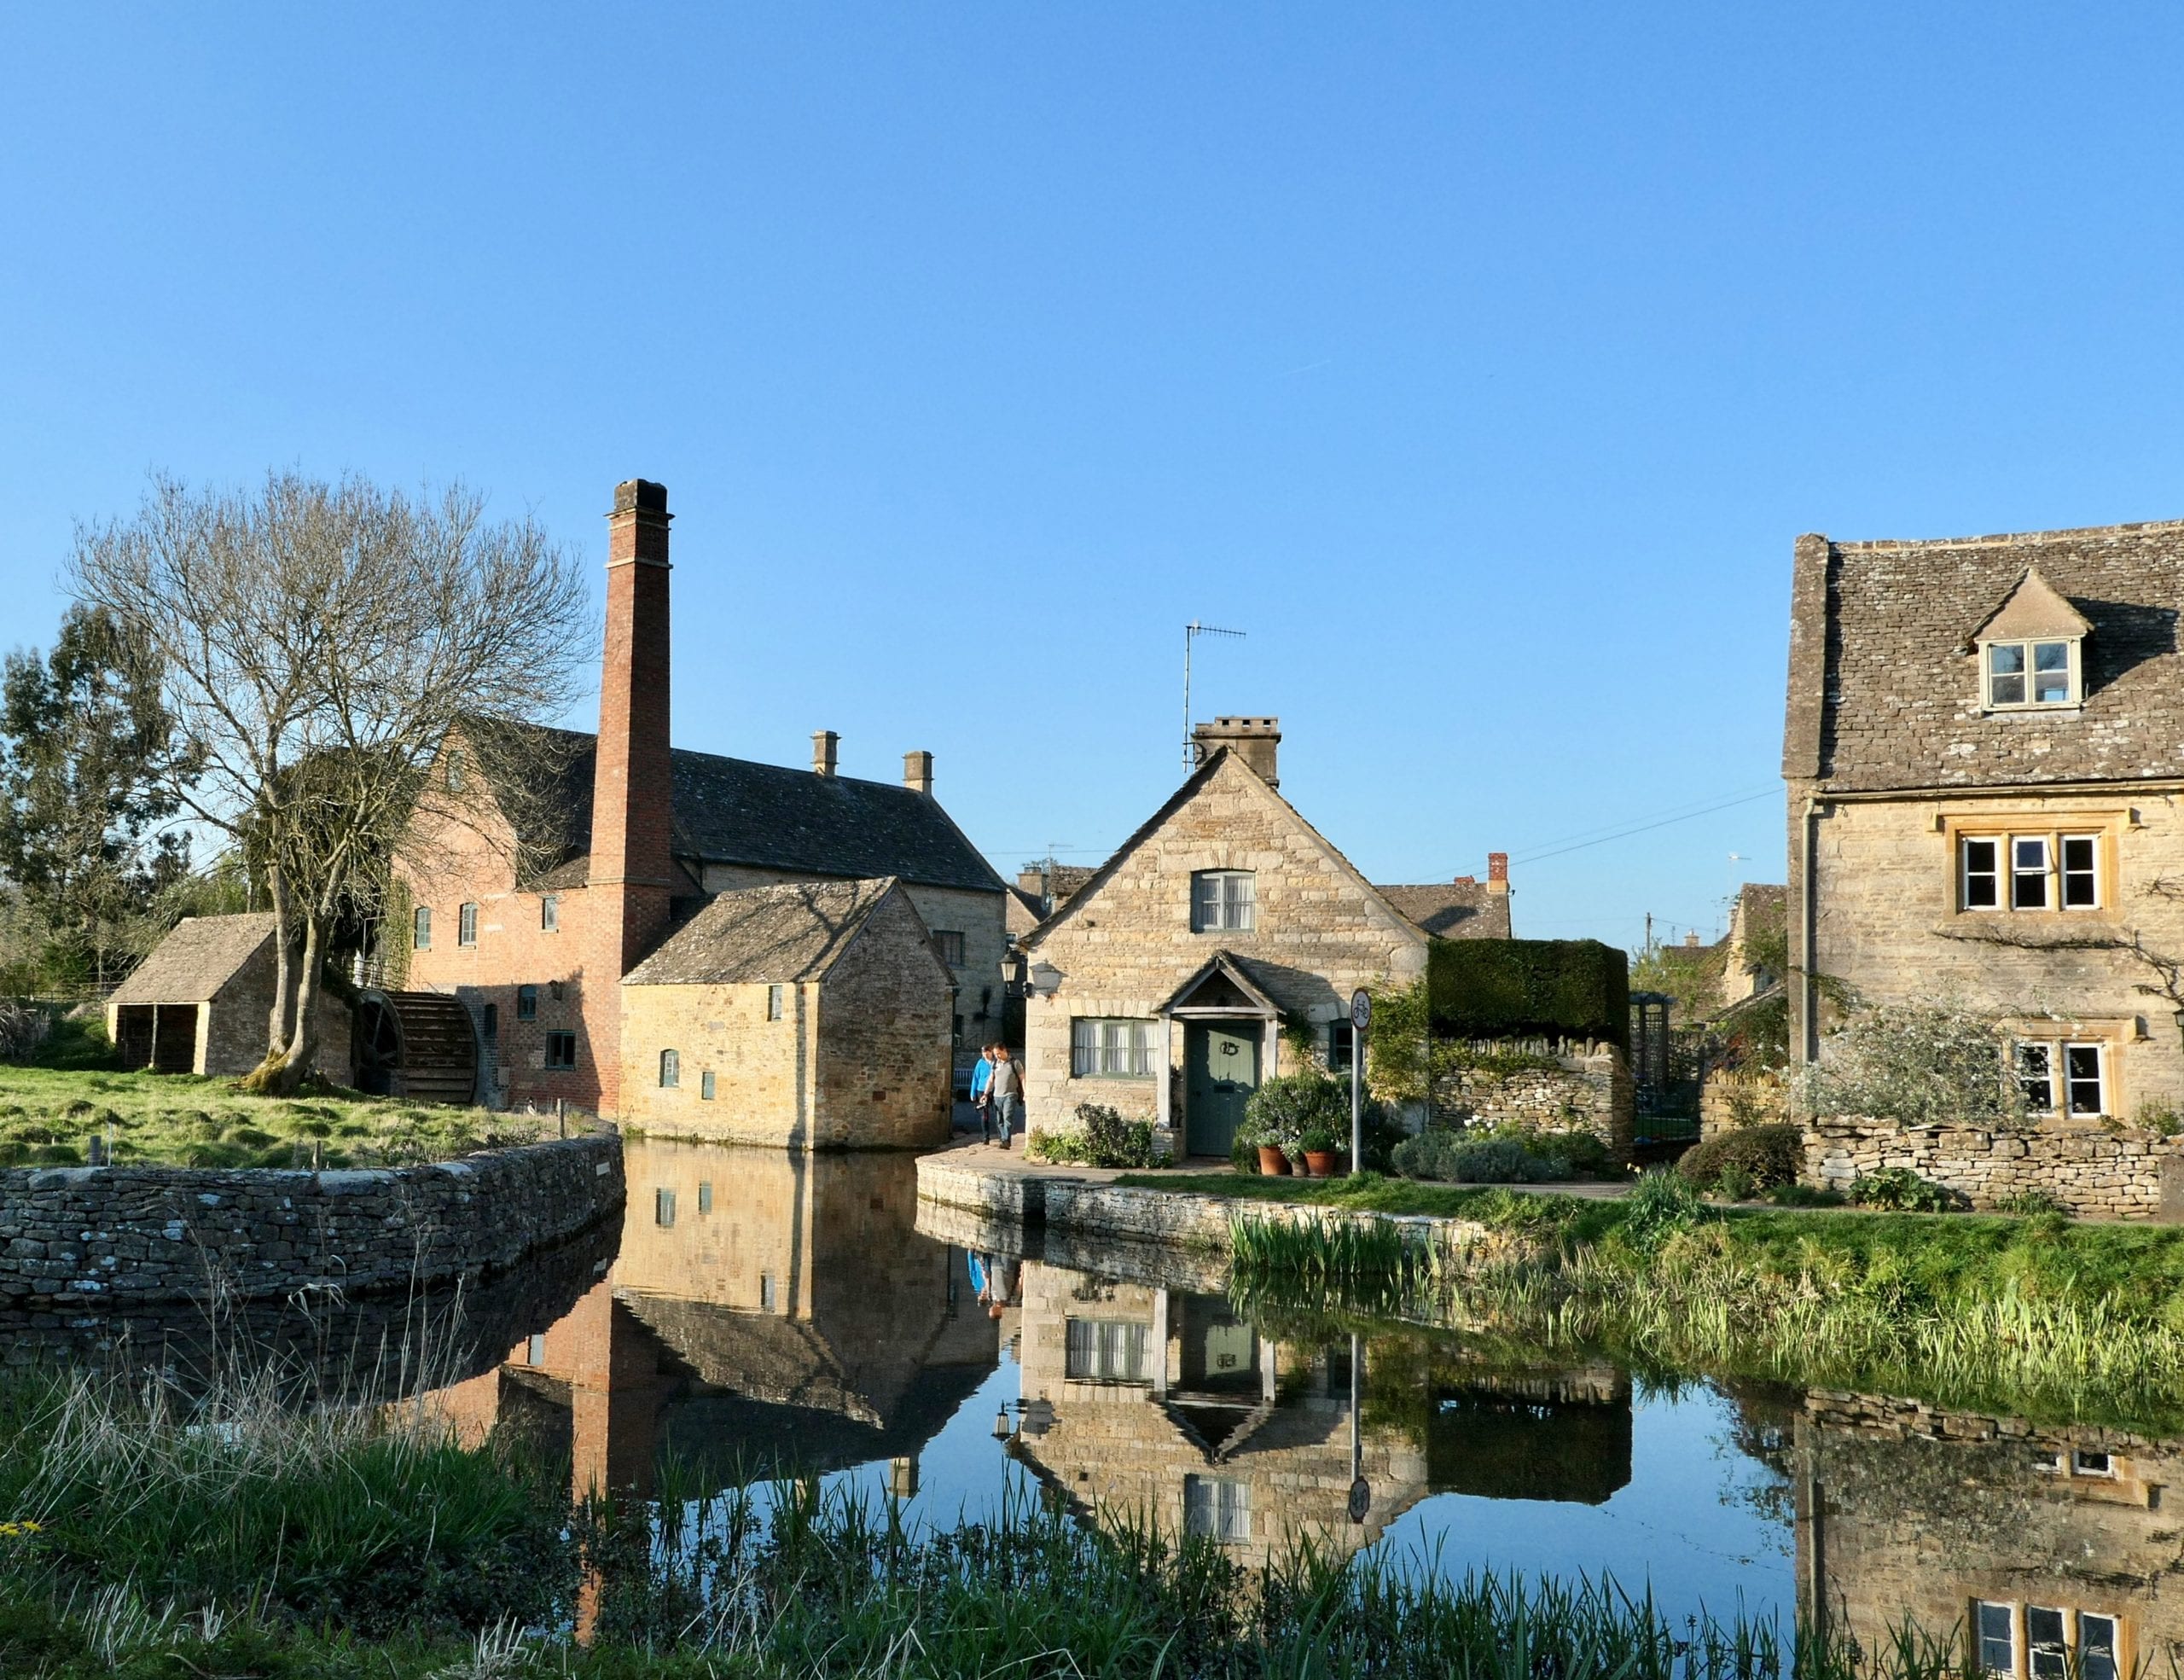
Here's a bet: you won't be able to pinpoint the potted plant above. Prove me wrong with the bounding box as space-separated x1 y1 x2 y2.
1243 1073 1347 1179
1237 1117 1292 1176
1298 1121 1344 1178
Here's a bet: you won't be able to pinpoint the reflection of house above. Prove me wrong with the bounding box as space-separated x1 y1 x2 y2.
619 879 955 1148
1017 716 1513 1156
396 480 1008 1119
1789 1391 2180 1677
105 912 350 1081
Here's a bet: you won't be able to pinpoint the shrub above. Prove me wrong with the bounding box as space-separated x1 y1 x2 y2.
1242 1072 1349 1154
1427 939 1630 1045
1768 1182 1844 1208
1026 1104 1168 1169
1993 1187 2070 1217
1619 1168 1704 1247
1847 1166 1960 1212
1675 1123 1802 1195
1800 1000 2023 1128
0 1001 53 1061
1391 1130 1568 1184
2138 1098 2183 1138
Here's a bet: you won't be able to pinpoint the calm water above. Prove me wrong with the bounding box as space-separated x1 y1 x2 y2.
15 1135 2181 1671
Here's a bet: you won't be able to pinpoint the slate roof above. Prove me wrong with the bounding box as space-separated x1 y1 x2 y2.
623 878 902 986
108 914 275 1006
1786 520 2184 792
1374 881 1513 940
479 724 1005 894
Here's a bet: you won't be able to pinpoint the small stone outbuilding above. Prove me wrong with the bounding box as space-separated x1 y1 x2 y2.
619 877 956 1149
104 912 351 1081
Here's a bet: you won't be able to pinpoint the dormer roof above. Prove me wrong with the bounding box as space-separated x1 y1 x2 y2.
1967 567 2093 647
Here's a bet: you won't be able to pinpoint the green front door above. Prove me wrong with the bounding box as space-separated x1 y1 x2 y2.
1184 1020 1261 1159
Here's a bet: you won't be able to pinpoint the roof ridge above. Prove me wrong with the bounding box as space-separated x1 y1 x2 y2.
1827 516 2184 553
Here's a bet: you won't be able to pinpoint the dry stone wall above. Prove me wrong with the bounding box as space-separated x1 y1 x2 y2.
1804 1116 2184 1218
0 1132 623 1306
1431 1044 1633 1160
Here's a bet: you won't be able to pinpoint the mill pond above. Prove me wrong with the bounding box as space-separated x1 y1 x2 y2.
3 1130 2175 1677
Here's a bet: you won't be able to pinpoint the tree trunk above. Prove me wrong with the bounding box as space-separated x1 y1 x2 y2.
244 880 320 1096
263 863 295 1055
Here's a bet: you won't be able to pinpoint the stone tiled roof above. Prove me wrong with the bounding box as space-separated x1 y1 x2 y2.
483 724 1004 894
108 914 275 1006
624 878 901 985
1786 519 2184 792
1374 881 1512 940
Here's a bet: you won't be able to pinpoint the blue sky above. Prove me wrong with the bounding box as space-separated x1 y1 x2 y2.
5 4 2184 951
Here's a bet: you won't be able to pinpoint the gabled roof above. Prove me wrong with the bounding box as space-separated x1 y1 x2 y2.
1374 881 1512 940
1158 951 1283 1017
108 914 276 1007
624 878 908 985
476 723 1004 894
1969 566 2094 646
1786 519 2184 792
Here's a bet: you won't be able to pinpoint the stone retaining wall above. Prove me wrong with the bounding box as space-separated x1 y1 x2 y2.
1804 1117 2184 1219
1432 1046 1634 1163
0 1132 624 1305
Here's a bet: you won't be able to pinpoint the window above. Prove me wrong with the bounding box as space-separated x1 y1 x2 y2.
541 894 560 933
654 1188 675 1228
2080 1613 2120 1680
526 1333 546 1366
1183 1475 1251 1544
659 1048 679 1089
517 985 537 1020
1959 832 2103 912
1327 1020 1355 1073
1191 869 1256 933
549 980 564 1002
2028 1606 2066 1680
1976 1602 2015 1677
458 903 479 946
2017 1041 2107 1117
933 929 966 967
1066 1317 1151 1382
698 1180 713 1213
482 1003 497 1039
1985 638 2078 708
545 1031 577 1069
413 906 433 950
1072 1018 1159 1078
2074 1449 2115 1477
444 747 465 791
700 1070 716 1101
759 1273 777 1311
767 984 786 1020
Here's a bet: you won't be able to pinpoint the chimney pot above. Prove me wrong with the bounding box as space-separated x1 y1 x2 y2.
1684 931 1701 948
613 479 669 516
903 749 934 797
1452 875 1477 886
1190 715 1281 788
812 730 840 778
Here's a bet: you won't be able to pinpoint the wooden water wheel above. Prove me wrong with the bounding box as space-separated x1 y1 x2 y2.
354 991 478 1105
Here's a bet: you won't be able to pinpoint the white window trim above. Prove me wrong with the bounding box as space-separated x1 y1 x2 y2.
1960 831 2103 913
1982 636 2082 711
2016 1038 2109 1119
1071 1017 1159 1078
1190 869 1258 933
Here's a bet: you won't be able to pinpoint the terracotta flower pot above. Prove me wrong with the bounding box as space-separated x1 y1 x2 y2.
1257 1145 1292 1177
1303 1149 1339 1178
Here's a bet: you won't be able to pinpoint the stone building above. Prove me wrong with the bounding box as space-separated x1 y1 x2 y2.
396 480 1008 1120
618 878 956 1149
1016 716 1515 1156
103 912 351 1082
1785 520 2184 1212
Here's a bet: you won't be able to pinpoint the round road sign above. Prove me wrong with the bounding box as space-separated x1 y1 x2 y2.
1350 989 1372 1032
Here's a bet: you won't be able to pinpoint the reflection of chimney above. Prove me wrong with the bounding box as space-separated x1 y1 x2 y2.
1486 852 1509 896
903 750 934 796
1191 715 1281 788
812 730 839 777
590 478 674 1117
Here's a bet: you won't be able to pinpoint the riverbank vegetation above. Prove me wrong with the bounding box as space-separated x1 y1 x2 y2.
0 1365 1966 1678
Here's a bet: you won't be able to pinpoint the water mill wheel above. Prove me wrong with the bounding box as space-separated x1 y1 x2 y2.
354 991 479 1105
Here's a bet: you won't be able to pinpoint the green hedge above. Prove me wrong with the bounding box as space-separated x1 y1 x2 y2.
1426 938 1629 1046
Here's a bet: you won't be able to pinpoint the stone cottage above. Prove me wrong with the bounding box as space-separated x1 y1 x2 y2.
617 877 956 1149
104 912 351 1082
1016 717 1519 1157
395 480 1008 1120
1785 519 2184 1212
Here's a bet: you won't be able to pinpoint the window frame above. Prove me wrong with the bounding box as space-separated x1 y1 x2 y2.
1982 637 2081 710
932 929 967 967
1327 1020 1356 1073
659 1048 679 1089
1949 817 2117 917
1182 1474 1252 1544
2014 1038 2110 1119
458 902 479 947
544 1030 577 1070
700 1070 716 1101
412 906 432 950
1064 1317 1153 1384
766 984 786 1021
516 984 537 1021
540 894 560 933
1071 1016 1159 1078
1190 869 1257 933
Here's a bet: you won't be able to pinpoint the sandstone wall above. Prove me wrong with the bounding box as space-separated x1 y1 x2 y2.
1804 1116 2184 1218
618 980 812 1143
814 889 955 1148
1699 1067 1788 1136
1431 1044 1633 1160
0 1132 623 1306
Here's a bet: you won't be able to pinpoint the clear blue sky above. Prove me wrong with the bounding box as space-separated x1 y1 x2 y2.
6 4 2184 952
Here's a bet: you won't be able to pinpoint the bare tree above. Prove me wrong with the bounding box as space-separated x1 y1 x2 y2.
69 472 587 1092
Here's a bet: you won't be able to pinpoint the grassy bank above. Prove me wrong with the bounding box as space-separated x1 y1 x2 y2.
0 1366 1960 1679
0 1061 551 1169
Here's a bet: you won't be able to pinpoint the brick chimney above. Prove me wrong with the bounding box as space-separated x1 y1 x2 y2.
1191 716 1281 788
903 750 934 796
588 478 675 1117
1486 852 1509 896
812 730 839 778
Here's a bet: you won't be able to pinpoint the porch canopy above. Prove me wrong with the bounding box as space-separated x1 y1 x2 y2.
1152 952 1283 1136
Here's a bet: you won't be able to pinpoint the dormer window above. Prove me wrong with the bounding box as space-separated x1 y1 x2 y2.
1984 638 2077 708
1969 566 2091 712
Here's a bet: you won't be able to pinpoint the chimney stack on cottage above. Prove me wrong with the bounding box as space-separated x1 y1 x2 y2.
1487 852 1509 895
903 750 934 797
812 730 839 778
1191 716 1281 788
590 477 677 1116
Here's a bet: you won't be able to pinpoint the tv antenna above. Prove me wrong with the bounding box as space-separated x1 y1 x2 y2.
1182 620 1246 770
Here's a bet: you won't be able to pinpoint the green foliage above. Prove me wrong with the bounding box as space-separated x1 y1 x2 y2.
1618 1169 1704 1249
1428 937 1630 1046
2137 1097 2183 1138
1240 1070 1349 1151
1847 1167 1961 1212
1992 1187 2069 1217
1393 1130 1570 1184
1802 1000 2023 1128
1025 1103 1170 1169
1768 1182 1844 1208
1676 1124 1803 1195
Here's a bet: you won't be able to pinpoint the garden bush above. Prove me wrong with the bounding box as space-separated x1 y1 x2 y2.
1675 1123 1802 1195
1026 1103 1168 1169
1391 1129 1569 1184
1846 1166 1961 1212
1801 1000 2022 1128
0 1001 52 1062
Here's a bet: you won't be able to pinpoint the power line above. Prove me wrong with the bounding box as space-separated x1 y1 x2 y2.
1504 784 1780 862
1511 788 1780 867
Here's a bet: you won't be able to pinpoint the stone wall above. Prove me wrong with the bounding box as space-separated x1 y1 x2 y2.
1803 1116 2184 1218
0 1132 624 1305
1431 1042 1633 1161
815 887 956 1148
1699 1067 1787 1136
619 980 811 1142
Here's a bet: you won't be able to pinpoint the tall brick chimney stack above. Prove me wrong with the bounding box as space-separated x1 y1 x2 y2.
588 478 675 1117
1486 852 1509 896
903 750 934 796
812 731 839 778
1191 716 1281 788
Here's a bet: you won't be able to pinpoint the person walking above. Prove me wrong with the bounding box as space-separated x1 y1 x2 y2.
987 1044 1025 1150
970 1043 999 1143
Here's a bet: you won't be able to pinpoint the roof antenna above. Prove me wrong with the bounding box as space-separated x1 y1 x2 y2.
1182 620 1246 770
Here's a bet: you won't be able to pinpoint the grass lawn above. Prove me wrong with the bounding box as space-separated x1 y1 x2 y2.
0 1020 548 1171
